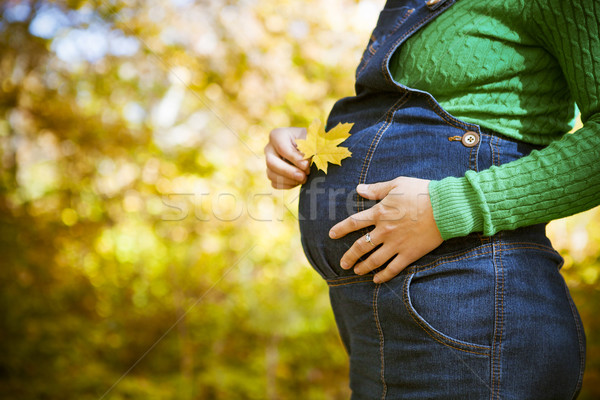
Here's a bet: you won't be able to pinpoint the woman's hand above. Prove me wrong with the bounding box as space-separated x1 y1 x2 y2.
264 127 311 189
329 177 444 283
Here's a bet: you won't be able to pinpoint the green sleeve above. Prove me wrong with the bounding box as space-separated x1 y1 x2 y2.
429 0 600 240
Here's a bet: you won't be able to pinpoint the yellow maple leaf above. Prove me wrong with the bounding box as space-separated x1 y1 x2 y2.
296 119 353 174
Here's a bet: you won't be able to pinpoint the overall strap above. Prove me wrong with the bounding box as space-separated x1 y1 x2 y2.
355 0 458 94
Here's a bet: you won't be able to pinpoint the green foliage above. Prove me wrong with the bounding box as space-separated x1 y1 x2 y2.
0 0 597 399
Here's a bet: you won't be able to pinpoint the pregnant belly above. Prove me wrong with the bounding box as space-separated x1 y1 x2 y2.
298 106 479 280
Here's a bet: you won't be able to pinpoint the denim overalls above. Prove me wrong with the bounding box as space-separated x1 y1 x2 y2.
297 0 586 398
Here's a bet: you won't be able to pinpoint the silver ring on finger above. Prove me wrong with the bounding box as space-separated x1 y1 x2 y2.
365 231 376 247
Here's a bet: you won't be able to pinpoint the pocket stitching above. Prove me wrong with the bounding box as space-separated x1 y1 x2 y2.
403 271 492 355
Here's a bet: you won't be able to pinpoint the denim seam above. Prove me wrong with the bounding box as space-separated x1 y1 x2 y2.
498 240 555 251
355 33 377 78
491 135 495 167
357 8 414 77
324 243 557 286
327 276 376 287
388 61 482 134
404 252 494 350
424 95 480 132
328 274 374 283
373 284 387 399
357 35 376 76
358 97 408 187
368 40 378 55
469 145 475 171
499 244 560 257
473 129 481 171
391 8 415 32
563 281 586 400
494 135 500 167
492 134 500 165
404 309 491 355
409 242 558 276
356 95 409 223
469 145 473 171
409 248 494 275
382 5 454 88
325 249 495 287
494 239 560 253
491 234 505 400
329 274 372 282
402 273 491 355
377 4 483 136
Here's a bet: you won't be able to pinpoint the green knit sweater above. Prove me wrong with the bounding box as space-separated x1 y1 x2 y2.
389 0 600 240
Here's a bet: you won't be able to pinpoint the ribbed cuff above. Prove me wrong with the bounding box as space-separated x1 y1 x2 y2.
428 176 484 240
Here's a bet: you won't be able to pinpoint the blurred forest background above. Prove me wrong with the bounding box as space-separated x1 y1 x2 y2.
0 0 598 399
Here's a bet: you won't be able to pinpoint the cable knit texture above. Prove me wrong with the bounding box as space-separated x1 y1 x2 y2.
389 0 600 239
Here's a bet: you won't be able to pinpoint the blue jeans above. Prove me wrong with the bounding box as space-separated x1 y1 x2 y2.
297 0 586 398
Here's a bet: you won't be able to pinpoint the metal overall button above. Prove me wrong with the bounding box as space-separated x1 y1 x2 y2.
461 131 480 148
426 0 446 10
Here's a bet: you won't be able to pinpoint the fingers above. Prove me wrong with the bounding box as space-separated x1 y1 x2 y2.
266 146 306 179
269 127 310 173
265 145 307 189
339 228 382 270
352 244 397 275
373 254 409 283
338 230 410 282
265 127 311 189
329 207 376 239
329 176 443 283
329 179 403 237
356 179 395 200
266 168 303 189
343 239 410 283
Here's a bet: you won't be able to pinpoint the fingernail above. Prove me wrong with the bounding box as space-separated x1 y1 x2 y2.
354 267 362 275
329 230 336 239
340 261 348 269
373 275 381 284
357 184 367 192
295 173 304 180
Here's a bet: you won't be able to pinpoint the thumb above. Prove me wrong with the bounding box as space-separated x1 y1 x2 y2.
289 143 310 171
356 179 395 200
272 129 309 171
288 130 311 171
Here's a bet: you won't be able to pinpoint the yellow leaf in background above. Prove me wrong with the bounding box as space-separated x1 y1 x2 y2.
296 119 353 174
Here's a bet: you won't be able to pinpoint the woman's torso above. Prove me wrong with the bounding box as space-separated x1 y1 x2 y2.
298 0 550 280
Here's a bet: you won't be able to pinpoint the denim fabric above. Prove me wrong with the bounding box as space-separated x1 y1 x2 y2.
297 0 586 398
